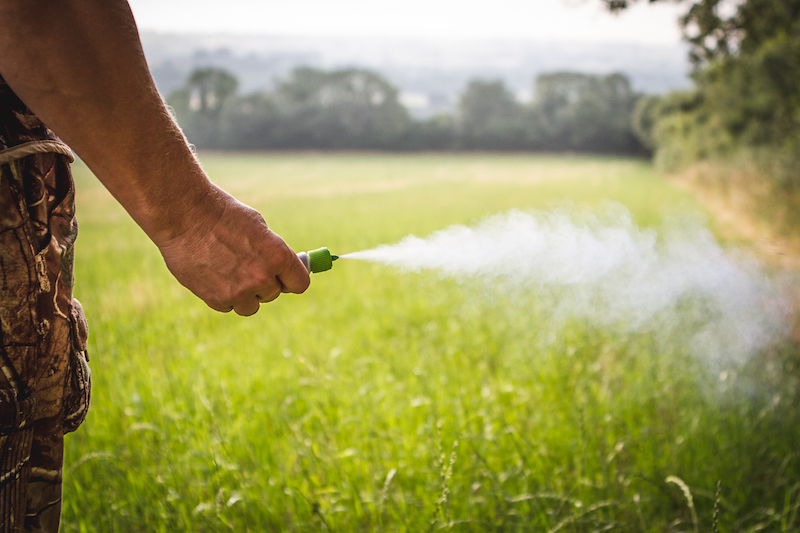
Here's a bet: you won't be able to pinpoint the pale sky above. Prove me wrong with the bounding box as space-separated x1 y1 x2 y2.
127 0 685 46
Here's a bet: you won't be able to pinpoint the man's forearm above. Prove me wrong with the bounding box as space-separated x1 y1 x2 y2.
0 0 311 313
0 0 211 245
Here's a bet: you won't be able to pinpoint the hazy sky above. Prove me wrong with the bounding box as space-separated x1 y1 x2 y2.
127 0 685 46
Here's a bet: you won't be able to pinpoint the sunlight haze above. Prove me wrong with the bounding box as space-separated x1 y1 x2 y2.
127 0 684 45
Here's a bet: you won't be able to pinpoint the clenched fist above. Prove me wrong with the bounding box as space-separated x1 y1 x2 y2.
157 186 310 316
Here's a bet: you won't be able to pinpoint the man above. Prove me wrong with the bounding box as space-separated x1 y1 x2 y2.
0 1 311 530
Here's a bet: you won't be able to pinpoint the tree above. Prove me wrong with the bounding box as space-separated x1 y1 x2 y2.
457 79 528 150
217 92 282 150
607 0 800 186
530 72 644 153
271 67 411 149
168 67 239 148
185 68 238 115
603 0 800 67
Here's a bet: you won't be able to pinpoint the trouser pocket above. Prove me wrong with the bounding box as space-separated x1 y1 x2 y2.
62 298 91 434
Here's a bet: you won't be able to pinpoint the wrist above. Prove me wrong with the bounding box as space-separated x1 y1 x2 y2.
144 176 225 249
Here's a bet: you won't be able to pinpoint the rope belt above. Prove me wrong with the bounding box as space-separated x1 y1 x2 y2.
0 140 74 165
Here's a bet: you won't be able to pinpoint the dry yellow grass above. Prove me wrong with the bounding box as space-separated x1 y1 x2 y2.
668 161 800 339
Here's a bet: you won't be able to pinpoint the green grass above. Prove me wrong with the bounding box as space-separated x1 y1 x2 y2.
64 153 800 532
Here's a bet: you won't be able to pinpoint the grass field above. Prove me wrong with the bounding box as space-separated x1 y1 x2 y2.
64 153 800 532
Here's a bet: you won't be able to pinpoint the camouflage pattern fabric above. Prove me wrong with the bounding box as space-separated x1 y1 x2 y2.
0 75 91 533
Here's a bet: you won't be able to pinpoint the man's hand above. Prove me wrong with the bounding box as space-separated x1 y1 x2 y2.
157 186 310 316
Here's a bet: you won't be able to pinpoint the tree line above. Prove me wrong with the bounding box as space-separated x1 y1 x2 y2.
168 0 799 192
167 67 646 154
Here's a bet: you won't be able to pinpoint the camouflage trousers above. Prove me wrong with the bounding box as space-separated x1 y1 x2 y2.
0 148 91 532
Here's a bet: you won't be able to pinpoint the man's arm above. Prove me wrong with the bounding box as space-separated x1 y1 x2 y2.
0 0 310 315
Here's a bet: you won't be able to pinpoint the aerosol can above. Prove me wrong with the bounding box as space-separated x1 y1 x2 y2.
297 247 338 273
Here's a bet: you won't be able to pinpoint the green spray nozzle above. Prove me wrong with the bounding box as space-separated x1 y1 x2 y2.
297 247 338 273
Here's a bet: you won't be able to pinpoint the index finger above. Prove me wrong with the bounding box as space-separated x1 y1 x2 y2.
279 252 312 294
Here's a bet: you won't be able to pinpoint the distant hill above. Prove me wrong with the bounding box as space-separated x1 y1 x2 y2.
141 32 691 118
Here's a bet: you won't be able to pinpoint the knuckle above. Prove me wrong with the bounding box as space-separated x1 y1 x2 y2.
245 207 267 227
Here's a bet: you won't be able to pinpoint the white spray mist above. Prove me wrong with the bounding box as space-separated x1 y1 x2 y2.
344 204 791 365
